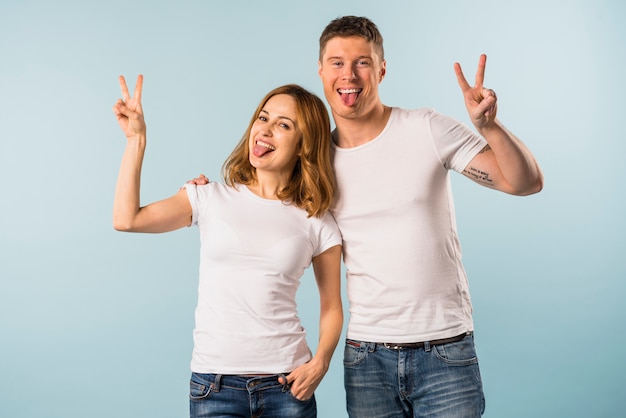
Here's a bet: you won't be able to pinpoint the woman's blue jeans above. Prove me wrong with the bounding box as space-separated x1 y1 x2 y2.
344 333 485 417
189 373 316 418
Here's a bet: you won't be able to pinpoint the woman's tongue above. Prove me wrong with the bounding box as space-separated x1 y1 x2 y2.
253 143 274 157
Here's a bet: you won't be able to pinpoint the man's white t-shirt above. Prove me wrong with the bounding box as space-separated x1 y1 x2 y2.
331 107 487 343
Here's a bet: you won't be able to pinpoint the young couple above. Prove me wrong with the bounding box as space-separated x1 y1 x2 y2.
112 16 543 418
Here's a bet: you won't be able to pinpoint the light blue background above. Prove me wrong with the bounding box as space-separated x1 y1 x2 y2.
1 0 624 417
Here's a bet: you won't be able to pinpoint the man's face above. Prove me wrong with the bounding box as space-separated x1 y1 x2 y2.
318 36 386 121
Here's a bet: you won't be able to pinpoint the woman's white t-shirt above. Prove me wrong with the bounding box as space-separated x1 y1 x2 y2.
185 182 341 374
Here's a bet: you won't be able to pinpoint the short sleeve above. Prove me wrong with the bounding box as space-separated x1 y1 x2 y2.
182 183 199 227
312 212 342 257
428 110 487 173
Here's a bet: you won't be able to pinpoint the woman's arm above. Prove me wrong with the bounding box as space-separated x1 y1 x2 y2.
112 75 192 233
282 244 343 400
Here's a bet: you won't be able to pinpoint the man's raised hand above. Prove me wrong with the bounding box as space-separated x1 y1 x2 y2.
454 54 498 130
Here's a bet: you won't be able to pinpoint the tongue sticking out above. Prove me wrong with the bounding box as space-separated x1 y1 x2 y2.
341 92 359 106
253 143 274 157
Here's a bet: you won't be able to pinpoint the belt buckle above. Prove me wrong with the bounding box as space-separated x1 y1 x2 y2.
383 342 402 350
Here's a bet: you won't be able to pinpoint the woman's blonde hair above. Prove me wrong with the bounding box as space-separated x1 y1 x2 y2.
222 84 335 218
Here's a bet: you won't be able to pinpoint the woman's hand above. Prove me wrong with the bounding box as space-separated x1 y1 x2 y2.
279 357 327 401
112 74 145 139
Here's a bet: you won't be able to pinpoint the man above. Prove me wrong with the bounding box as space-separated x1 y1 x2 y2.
317 16 542 417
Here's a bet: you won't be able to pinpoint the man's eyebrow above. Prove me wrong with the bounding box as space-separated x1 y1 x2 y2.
325 55 372 61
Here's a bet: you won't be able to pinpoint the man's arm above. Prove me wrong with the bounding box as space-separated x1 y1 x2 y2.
455 55 543 195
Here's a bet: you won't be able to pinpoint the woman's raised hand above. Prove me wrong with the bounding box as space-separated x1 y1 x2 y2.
112 75 145 139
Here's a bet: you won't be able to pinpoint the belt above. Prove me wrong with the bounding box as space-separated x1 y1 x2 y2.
378 331 472 350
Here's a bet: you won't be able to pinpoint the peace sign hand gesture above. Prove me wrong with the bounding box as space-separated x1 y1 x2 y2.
112 74 145 139
454 54 498 131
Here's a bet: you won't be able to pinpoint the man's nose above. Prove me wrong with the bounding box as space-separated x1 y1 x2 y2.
341 65 356 80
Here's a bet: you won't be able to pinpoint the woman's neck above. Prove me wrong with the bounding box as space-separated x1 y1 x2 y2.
246 173 290 200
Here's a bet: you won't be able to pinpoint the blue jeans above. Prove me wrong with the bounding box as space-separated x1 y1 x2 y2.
344 333 485 418
189 372 316 418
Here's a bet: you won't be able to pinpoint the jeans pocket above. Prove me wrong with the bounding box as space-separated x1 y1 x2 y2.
343 339 368 367
189 378 214 401
432 336 478 366
288 390 316 404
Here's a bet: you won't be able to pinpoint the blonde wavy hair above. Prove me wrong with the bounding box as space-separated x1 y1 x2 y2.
222 84 335 218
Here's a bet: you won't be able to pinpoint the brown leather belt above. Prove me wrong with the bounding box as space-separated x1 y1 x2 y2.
378 331 472 350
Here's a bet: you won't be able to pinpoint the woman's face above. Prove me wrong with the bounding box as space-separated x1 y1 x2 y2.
248 94 302 177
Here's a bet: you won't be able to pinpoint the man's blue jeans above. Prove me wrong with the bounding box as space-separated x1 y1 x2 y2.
344 333 485 417
189 373 316 418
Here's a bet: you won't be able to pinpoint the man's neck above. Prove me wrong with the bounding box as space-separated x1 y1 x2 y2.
333 104 392 148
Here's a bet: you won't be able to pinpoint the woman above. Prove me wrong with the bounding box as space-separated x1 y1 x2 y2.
112 75 343 418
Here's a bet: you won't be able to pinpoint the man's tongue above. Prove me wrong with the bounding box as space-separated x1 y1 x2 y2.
253 143 273 157
341 92 358 106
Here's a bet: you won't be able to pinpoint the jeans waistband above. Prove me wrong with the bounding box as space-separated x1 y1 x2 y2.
191 372 289 392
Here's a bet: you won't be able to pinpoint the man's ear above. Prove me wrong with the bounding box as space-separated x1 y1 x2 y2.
379 60 387 83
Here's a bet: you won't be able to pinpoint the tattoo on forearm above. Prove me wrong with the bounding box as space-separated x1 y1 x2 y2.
463 166 495 187
463 145 494 187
